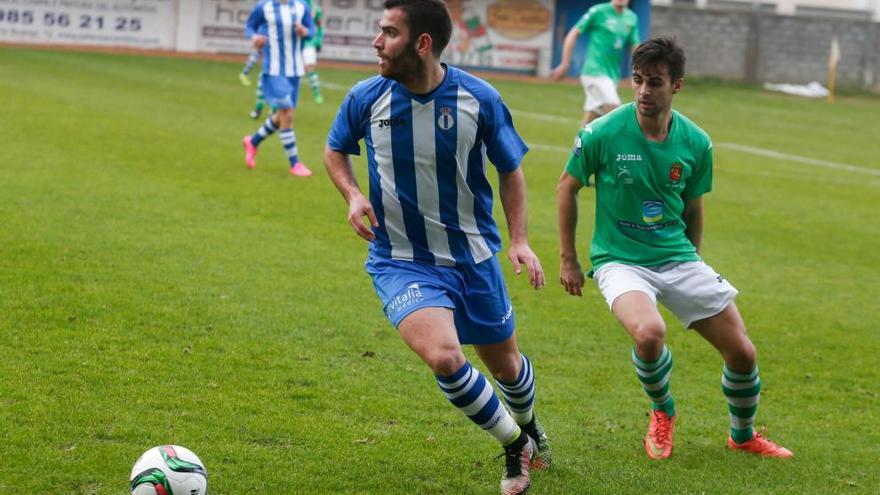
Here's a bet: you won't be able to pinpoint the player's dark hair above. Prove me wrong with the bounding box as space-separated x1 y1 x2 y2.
383 0 452 56
632 36 686 81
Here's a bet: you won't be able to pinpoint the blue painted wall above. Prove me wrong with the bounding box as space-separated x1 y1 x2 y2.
552 0 652 78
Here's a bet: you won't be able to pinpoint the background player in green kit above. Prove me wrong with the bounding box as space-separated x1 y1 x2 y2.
556 36 793 461
302 0 325 103
551 0 639 124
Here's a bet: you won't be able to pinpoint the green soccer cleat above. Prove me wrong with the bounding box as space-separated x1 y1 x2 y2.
239 72 252 87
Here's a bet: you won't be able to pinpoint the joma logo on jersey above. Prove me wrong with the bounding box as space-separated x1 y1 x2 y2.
616 153 643 162
377 117 406 128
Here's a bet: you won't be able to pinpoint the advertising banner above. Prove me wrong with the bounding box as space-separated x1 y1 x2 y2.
0 0 176 49
197 0 260 53
322 0 554 74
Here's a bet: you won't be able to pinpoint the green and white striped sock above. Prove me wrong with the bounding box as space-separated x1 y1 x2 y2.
632 345 675 416
722 365 760 443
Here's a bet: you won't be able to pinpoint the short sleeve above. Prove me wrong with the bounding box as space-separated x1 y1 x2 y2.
575 7 597 34
564 126 600 186
483 96 528 173
327 91 365 155
683 140 713 199
628 15 640 46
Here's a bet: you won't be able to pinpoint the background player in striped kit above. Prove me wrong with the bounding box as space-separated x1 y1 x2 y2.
557 36 792 461
324 1 549 493
241 0 315 177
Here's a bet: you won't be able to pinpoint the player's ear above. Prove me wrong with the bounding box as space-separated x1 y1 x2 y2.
672 77 683 94
416 33 433 56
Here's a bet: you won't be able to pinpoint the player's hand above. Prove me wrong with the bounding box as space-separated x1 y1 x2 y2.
550 64 568 81
347 193 378 242
252 35 267 49
559 258 585 296
508 242 545 290
295 23 309 37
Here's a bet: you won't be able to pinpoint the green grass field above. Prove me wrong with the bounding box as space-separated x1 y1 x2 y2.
1 47 878 494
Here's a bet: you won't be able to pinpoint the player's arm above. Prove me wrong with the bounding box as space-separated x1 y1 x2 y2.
682 196 704 254
297 4 315 39
550 27 582 80
246 7 267 48
323 145 377 242
557 171 585 296
498 168 545 289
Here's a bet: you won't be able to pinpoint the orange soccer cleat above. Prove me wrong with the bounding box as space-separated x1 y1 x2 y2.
644 410 676 460
727 431 793 458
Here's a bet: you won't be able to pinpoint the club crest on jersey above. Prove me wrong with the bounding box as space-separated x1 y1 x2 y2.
669 163 683 182
437 107 455 130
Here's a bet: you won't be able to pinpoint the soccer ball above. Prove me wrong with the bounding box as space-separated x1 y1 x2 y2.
130 445 208 495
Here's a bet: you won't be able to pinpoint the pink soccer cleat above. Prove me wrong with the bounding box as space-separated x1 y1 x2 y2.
242 136 258 169
290 162 313 177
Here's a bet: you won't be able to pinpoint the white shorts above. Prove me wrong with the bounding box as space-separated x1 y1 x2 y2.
593 261 739 328
580 75 621 114
302 45 317 66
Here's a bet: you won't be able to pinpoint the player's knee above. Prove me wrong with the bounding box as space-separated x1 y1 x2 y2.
631 320 666 357
727 340 757 372
426 350 466 376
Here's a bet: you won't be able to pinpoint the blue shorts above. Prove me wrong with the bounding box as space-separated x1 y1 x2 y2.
260 74 300 109
365 255 515 345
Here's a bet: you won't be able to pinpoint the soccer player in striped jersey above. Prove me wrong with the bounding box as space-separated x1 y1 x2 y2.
558 36 793 460
241 0 315 177
324 1 550 493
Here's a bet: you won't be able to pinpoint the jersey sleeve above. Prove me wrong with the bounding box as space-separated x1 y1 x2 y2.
574 7 597 34
483 96 528 173
564 126 600 186
628 14 640 46
327 91 366 155
245 5 265 38
683 140 713 199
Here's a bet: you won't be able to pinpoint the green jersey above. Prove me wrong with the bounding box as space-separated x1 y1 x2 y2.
575 2 639 81
564 103 713 273
302 0 324 48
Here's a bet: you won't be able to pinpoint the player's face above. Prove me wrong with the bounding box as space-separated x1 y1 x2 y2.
611 0 628 9
373 8 424 83
632 63 682 118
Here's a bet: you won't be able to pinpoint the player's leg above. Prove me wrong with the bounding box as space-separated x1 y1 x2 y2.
239 50 260 86
475 337 551 471
445 257 537 494
250 77 266 119
595 263 676 459
243 75 284 168
662 261 792 458
690 303 793 458
303 45 323 104
276 77 311 176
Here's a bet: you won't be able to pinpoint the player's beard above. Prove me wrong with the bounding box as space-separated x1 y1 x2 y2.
381 42 424 86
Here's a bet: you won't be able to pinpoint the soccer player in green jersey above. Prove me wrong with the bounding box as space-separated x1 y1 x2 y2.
557 36 793 460
550 0 639 124
302 0 325 103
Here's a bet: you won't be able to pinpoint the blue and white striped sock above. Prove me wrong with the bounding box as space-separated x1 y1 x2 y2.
496 354 535 425
250 116 277 146
437 361 520 445
242 50 260 75
279 128 299 166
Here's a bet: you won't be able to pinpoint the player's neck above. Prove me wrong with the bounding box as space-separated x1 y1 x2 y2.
402 62 446 96
637 109 673 142
613 4 625 14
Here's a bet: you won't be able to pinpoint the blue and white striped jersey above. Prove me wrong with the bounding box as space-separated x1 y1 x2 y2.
246 0 315 78
327 65 529 266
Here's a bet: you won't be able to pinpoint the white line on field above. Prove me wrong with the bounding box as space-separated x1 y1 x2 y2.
511 108 879 177
714 142 880 177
